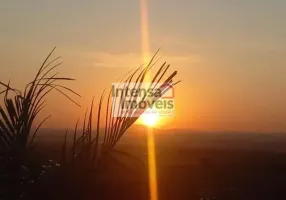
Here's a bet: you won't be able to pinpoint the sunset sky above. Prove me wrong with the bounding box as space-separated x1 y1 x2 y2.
0 0 285 132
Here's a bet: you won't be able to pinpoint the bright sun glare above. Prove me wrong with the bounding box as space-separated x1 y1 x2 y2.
141 110 159 127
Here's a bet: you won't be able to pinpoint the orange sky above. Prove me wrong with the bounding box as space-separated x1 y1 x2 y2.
0 0 285 132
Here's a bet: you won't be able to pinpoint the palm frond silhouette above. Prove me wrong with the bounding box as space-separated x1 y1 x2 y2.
62 51 180 170
0 47 80 156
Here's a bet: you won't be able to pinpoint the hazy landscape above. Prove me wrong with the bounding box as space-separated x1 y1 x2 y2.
29 127 286 199
1 0 286 199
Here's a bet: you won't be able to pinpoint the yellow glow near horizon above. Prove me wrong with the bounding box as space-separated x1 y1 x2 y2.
140 1 159 200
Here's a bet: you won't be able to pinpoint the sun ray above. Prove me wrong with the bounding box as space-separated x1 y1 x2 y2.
140 1 159 200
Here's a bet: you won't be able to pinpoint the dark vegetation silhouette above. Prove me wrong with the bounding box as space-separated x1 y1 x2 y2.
0 48 179 200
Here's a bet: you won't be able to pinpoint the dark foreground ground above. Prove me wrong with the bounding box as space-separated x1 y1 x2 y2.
3 130 286 200
116 146 286 200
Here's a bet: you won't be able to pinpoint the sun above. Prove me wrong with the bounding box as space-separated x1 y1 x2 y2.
141 109 159 127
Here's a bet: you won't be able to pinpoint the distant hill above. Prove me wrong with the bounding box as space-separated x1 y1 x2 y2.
35 126 286 152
